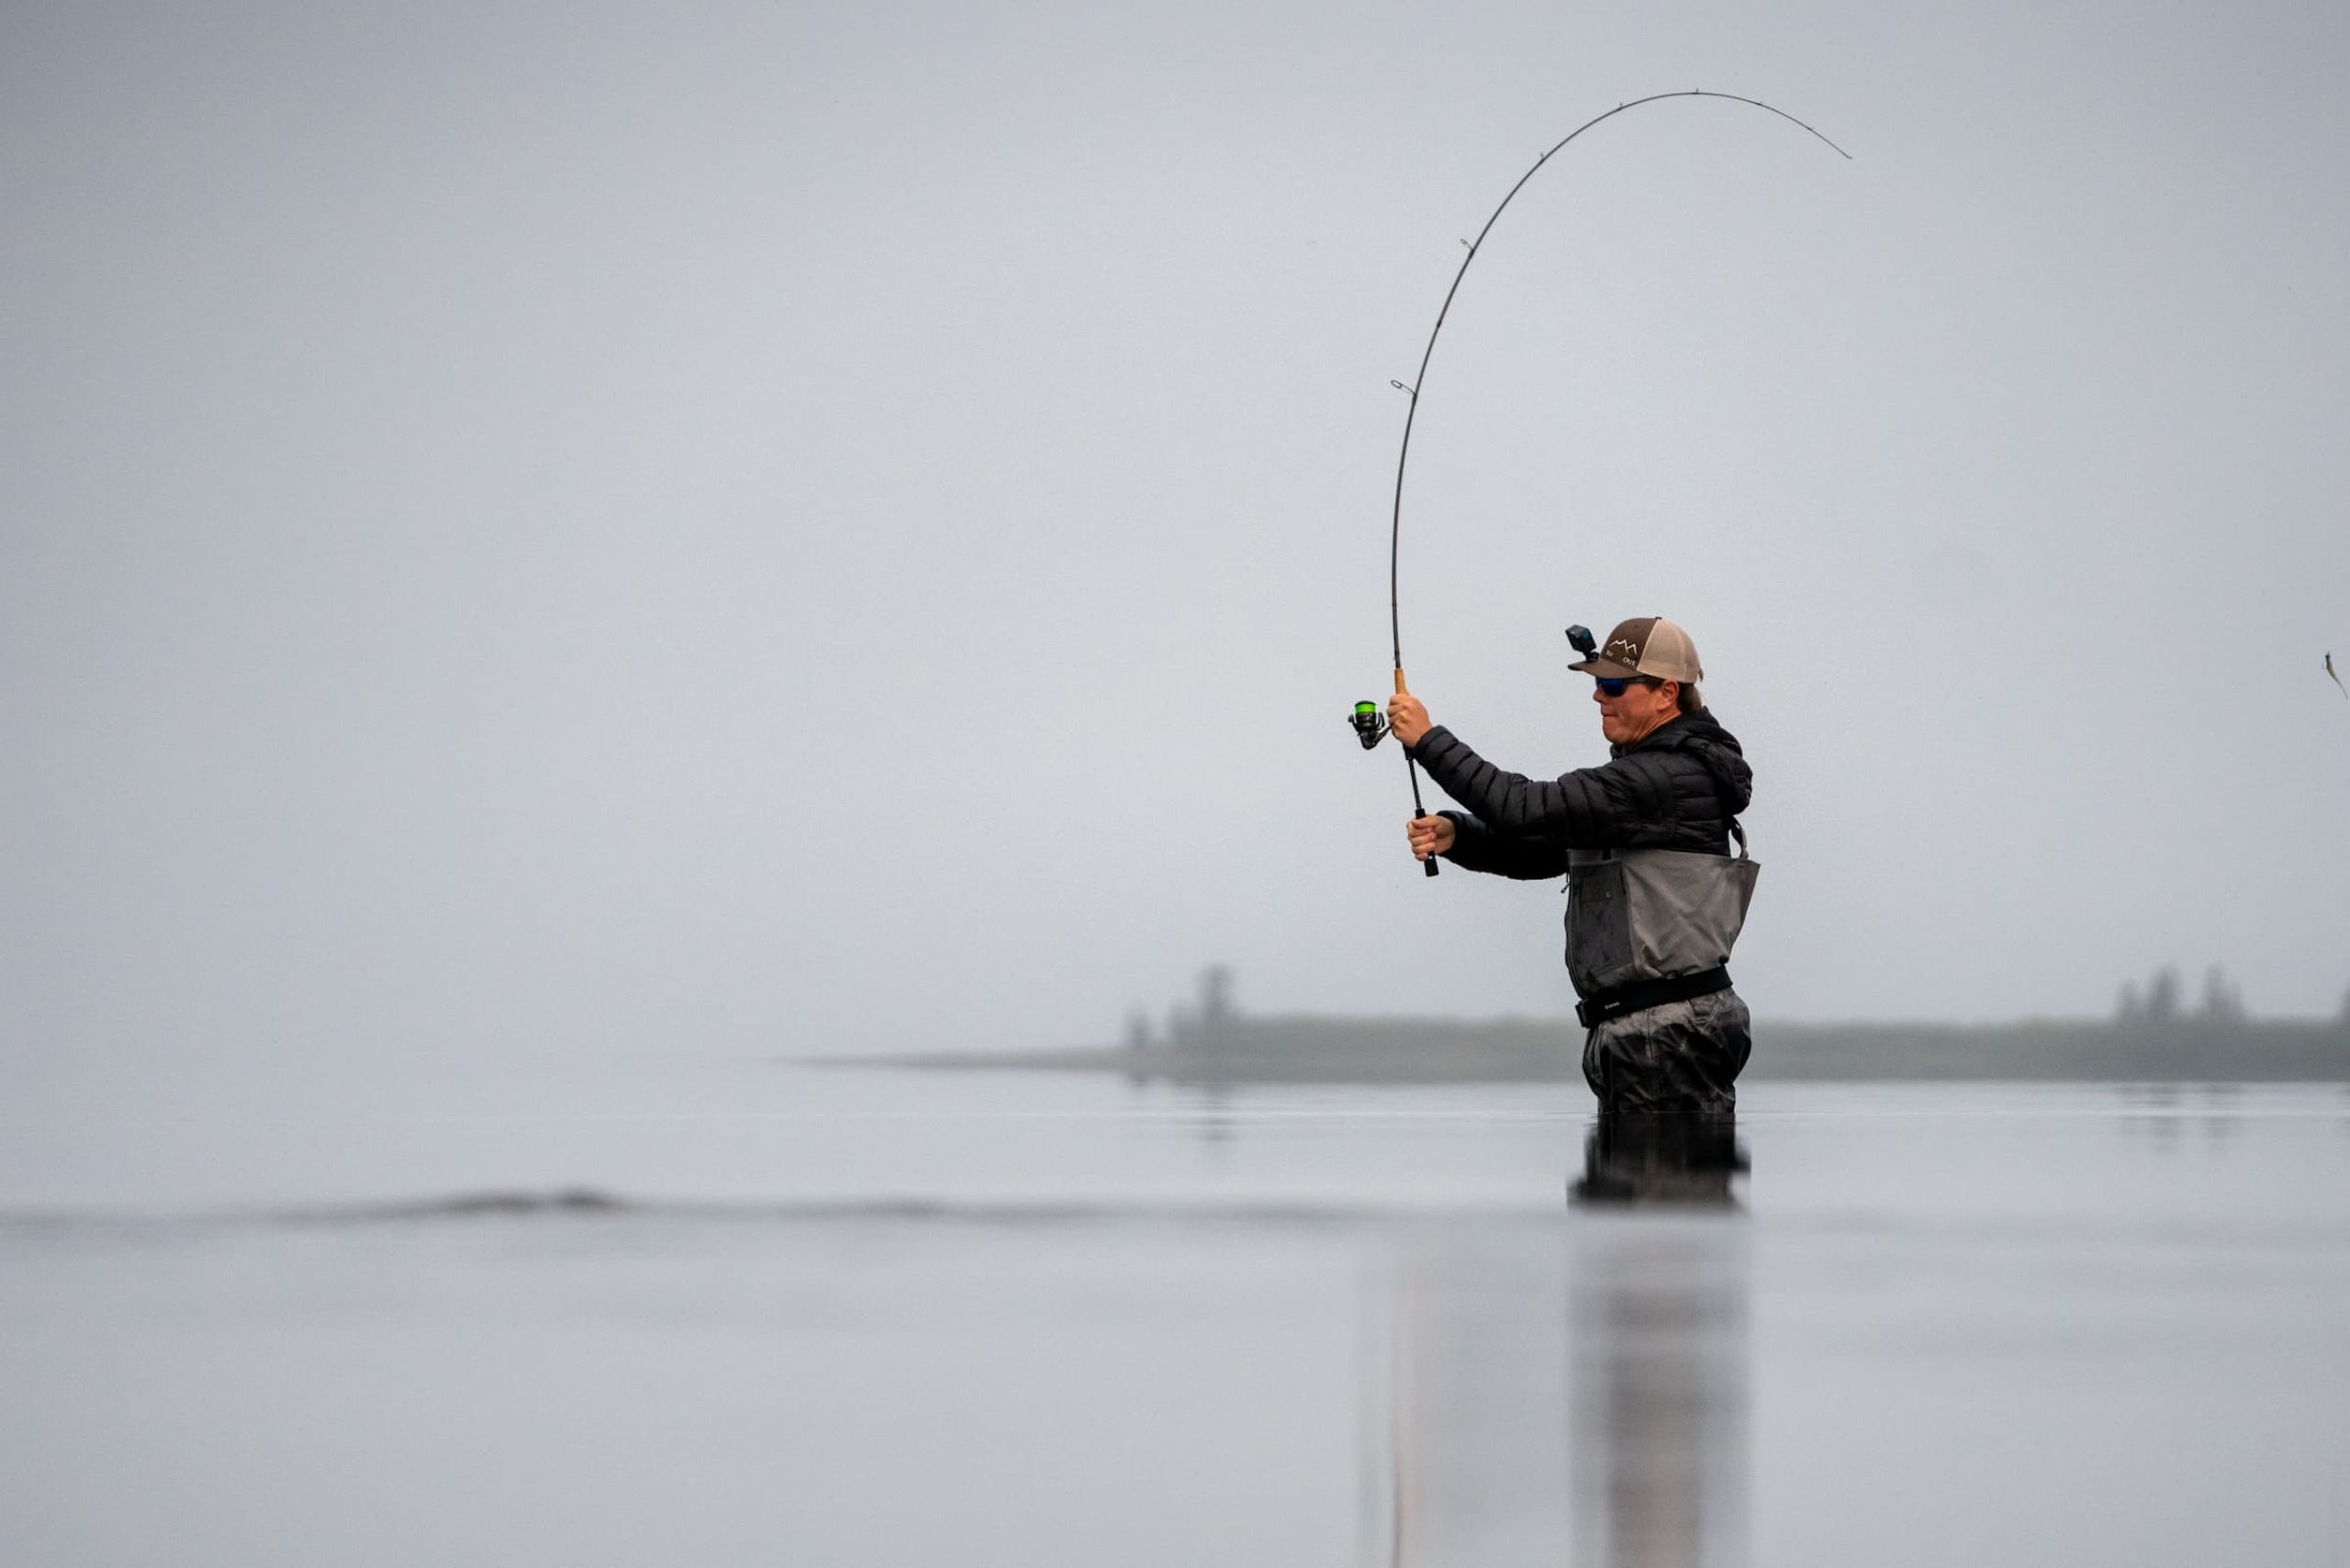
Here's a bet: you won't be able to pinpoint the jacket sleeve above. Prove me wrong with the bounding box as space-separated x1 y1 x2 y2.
1438 811 1570 879
1413 724 1631 850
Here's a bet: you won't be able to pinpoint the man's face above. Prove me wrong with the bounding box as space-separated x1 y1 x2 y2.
1592 677 1679 746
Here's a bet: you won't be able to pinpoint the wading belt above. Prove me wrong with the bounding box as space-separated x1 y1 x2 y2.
1575 966 1733 1030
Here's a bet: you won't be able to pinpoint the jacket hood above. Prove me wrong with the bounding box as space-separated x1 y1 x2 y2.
1619 711 1752 816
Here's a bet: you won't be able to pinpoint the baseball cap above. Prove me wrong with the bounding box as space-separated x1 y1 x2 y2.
1567 616 1704 683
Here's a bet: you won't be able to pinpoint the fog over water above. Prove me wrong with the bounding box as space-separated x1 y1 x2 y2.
6 4 2349 1084
6 1070 2350 1566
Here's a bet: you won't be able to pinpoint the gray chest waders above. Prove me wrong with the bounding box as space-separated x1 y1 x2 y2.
1567 823 1759 1028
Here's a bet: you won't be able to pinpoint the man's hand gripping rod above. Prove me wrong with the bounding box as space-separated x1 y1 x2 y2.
1349 671 1439 878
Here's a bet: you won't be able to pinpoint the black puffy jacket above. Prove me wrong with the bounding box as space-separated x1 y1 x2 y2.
1412 711 1753 879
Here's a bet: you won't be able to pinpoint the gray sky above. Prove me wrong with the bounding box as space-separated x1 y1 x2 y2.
6 0 2347 1083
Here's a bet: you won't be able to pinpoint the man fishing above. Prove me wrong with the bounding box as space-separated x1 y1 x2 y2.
1385 616 1758 1118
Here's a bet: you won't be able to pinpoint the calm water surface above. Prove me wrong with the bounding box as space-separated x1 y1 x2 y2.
5 1062 2348 1567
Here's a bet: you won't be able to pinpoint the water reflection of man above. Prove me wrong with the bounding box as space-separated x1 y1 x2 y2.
1386 617 1761 1118
1568 1185 1752 1566
1572 1109 1749 1205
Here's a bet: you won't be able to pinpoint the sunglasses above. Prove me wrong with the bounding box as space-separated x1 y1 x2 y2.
1594 676 1659 698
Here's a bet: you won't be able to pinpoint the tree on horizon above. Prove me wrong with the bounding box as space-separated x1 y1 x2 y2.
2198 965 2246 1024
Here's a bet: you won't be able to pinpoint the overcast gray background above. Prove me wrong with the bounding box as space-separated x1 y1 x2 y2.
6 1 2346 1093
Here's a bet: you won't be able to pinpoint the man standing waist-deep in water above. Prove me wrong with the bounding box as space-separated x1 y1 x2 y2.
1385 616 1758 1117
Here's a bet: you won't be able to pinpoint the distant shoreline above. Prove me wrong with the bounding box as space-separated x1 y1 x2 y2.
821 1014 2350 1086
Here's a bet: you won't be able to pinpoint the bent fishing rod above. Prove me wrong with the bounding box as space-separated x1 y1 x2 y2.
1352 90 1851 878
